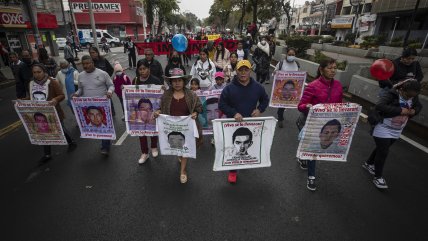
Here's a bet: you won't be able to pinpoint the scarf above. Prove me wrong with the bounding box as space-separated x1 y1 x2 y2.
65 67 76 106
257 42 270 56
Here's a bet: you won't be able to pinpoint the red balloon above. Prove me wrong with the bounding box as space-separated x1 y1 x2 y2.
370 59 395 81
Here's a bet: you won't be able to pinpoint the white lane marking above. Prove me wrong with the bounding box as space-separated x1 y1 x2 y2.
113 131 128 146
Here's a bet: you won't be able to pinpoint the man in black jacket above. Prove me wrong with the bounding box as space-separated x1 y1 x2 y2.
16 50 38 98
144 48 164 83
124 37 137 69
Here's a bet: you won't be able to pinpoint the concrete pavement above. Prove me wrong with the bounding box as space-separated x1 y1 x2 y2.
3 50 428 241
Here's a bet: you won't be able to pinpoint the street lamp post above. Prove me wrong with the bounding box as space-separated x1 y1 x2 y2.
389 16 400 44
318 0 326 36
350 0 365 44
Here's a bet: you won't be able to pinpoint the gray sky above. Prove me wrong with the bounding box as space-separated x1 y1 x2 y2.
179 0 214 20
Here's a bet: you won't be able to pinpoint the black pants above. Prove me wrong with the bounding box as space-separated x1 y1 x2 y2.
367 137 397 177
277 108 285 121
43 123 73 156
257 72 269 84
67 58 77 70
128 52 136 68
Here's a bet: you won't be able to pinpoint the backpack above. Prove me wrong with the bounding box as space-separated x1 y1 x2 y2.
279 59 300 71
367 106 383 126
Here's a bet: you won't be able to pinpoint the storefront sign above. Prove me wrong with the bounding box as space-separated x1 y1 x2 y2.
331 17 353 29
0 11 26 28
72 2 121 13
361 14 377 23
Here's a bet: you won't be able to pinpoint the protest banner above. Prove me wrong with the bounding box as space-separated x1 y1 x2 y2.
297 103 362 162
197 90 224 135
212 117 277 171
135 39 239 55
72 97 116 140
269 71 306 108
122 85 163 136
14 100 67 145
207 34 221 41
157 114 198 158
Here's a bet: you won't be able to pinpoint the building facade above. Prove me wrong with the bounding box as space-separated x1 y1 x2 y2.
70 0 148 41
0 0 60 57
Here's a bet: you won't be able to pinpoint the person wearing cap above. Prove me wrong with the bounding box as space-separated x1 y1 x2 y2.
154 68 202 184
190 48 216 90
209 72 226 91
132 58 163 164
219 59 269 184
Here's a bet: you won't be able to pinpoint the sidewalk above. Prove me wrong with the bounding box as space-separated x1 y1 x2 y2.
306 49 373 63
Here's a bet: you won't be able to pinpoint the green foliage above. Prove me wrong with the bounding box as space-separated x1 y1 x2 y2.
144 0 179 33
408 42 422 49
332 40 348 47
285 35 322 57
321 36 334 43
389 41 403 47
311 50 347 71
359 35 386 49
345 33 356 43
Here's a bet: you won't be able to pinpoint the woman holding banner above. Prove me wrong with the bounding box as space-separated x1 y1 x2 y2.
29 64 76 165
190 48 216 91
132 59 163 164
154 68 202 184
273 47 300 128
297 58 343 191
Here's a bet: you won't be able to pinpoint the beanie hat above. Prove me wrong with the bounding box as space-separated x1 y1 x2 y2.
114 63 123 72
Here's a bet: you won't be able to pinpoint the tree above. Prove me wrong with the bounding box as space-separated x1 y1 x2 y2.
144 0 179 34
208 0 236 31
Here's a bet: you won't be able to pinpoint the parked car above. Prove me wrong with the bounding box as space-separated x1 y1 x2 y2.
56 37 67 49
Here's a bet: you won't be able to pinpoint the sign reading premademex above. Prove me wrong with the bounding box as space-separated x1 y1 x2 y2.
72 2 121 13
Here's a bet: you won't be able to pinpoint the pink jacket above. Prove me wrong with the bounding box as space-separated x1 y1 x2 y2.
298 75 343 114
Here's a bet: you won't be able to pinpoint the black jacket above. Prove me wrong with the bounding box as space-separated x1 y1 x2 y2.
164 62 186 77
16 60 38 98
376 88 423 119
132 74 162 86
94 57 114 76
253 47 270 75
148 59 164 82
379 58 424 89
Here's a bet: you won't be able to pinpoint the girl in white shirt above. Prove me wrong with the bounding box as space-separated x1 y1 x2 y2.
190 48 216 91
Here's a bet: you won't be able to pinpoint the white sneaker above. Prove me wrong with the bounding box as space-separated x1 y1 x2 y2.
373 177 388 189
151 148 159 158
138 153 148 164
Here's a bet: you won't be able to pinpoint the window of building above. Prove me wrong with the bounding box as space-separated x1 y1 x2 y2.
34 0 45 9
303 8 307 13
342 6 351 15
351 5 363 14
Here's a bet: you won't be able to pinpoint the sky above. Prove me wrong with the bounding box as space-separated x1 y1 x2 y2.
178 0 309 20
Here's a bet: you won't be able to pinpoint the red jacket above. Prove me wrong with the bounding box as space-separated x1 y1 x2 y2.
298 75 343 114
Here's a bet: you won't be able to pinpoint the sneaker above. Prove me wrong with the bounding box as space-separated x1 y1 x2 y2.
151 148 159 158
100 149 109 156
307 176 316 191
297 158 308 170
362 162 375 175
278 121 283 128
228 171 237 183
138 153 149 164
373 177 388 189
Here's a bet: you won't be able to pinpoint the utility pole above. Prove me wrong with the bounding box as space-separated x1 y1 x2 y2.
318 0 326 36
68 0 80 57
88 0 98 49
23 0 43 51
403 0 421 47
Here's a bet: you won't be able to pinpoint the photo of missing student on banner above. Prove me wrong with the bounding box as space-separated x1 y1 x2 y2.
15 100 67 145
297 103 361 162
197 90 225 135
157 114 198 158
122 85 163 136
212 117 277 171
72 97 116 140
269 71 306 108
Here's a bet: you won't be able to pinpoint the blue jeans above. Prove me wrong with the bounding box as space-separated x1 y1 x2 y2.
307 160 316 177
101 140 111 150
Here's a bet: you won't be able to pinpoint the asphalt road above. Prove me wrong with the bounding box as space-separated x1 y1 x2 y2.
2 48 428 241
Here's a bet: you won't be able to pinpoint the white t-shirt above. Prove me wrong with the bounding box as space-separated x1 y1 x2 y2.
373 96 412 139
274 60 299 72
237 49 245 61
190 59 216 89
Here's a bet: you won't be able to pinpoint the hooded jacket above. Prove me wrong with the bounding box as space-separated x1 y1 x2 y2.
298 75 343 115
219 76 269 118
376 88 422 119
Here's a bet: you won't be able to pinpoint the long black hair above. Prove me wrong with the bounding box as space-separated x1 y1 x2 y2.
230 52 238 70
215 42 225 61
194 48 212 70
136 58 151 78
38 48 49 62
89 46 103 60
316 58 336 78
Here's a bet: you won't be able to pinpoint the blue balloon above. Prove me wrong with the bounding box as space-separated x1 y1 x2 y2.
172 34 188 52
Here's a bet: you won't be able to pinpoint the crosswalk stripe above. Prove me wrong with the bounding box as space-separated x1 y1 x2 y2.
0 120 22 138
113 131 128 146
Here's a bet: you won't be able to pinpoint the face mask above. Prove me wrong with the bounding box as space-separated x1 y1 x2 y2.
261 40 266 45
61 68 69 74
286 56 296 62
116 71 123 76
172 57 180 63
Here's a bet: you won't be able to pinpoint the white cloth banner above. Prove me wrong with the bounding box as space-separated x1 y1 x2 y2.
212 117 277 171
297 103 361 162
157 114 199 158
72 97 116 140
122 85 163 136
269 71 306 108
14 100 67 145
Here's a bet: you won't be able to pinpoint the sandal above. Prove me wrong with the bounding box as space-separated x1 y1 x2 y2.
180 173 187 184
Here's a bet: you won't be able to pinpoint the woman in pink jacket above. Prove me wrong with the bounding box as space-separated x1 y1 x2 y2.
297 58 343 191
